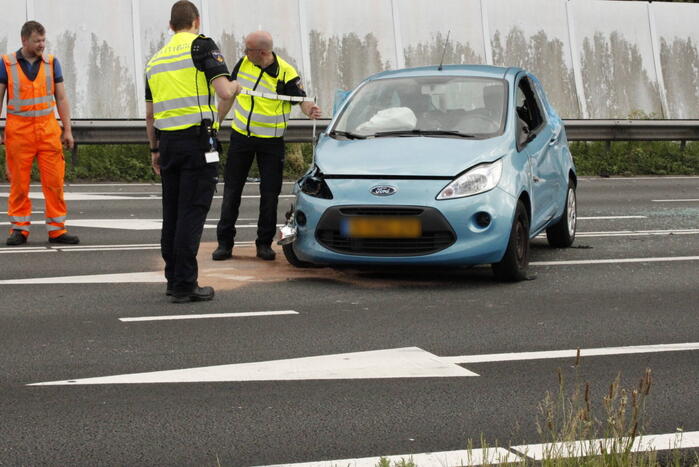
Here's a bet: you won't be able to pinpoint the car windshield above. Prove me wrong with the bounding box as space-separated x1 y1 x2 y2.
332 76 507 138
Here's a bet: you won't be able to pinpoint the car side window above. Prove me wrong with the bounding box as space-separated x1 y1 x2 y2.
516 77 546 149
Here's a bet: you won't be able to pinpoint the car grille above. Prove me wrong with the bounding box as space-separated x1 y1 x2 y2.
316 206 456 256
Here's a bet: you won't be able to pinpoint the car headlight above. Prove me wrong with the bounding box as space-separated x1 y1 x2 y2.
436 159 503 200
299 166 334 199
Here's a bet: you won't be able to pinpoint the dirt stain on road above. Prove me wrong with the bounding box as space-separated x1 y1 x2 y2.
191 242 489 291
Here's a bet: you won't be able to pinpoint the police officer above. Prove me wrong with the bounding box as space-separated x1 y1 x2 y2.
145 0 240 303
212 30 321 262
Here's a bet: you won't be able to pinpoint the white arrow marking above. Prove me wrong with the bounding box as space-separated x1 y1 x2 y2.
27 342 699 386
442 342 699 364
0 271 165 285
28 347 479 386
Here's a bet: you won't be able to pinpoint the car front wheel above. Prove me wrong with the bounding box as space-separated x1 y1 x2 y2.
492 200 530 282
546 179 576 248
282 243 318 268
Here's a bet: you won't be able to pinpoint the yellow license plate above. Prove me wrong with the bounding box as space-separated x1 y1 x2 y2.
345 217 422 238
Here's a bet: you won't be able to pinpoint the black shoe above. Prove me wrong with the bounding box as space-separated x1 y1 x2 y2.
212 245 232 261
6 230 27 246
170 286 215 303
166 288 173 296
256 244 276 261
49 233 80 244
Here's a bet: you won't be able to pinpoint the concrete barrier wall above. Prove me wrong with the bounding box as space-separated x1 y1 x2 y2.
1 0 697 119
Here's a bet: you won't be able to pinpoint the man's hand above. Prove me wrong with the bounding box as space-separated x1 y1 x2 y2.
151 151 160 175
61 129 74 149
301 101 322 120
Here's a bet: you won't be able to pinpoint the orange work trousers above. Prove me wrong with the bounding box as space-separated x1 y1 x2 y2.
4 116 67 239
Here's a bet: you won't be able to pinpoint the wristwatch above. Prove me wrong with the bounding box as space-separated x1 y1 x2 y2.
150 147 159 153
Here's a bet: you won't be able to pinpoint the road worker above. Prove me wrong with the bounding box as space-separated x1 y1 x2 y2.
0 21 78 246
145 0 241 303
212 30 321 262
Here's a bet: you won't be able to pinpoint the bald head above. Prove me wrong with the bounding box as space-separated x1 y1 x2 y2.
244 30 274 67
245 31 273 51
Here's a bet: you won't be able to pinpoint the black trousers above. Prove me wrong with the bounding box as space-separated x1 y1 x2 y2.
159 128 218 293
216 130 285 248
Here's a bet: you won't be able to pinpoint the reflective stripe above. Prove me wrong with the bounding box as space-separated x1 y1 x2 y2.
10 215 32 222
46 216 66 223
46 224 64 232
233 100 289 124
10 224 31 232
7 107 55 117
45 56 53 94
154 113 204 130
146 58 195 79
148 50 191 64
8 56 21 105
237 70 259 83
234 120 285 138
8 95 54 107
236 75 258 90
153 95 209 114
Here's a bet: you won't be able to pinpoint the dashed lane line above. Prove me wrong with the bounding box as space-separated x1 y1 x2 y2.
652 198 699 202
530 256 699 266
119 310 299 322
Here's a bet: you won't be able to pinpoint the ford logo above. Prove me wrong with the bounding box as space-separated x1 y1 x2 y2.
370 185 398 196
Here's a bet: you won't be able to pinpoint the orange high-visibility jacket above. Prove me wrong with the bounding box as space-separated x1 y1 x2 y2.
2 52 65 237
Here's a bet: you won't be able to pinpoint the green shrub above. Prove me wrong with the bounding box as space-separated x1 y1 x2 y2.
2 140 696 183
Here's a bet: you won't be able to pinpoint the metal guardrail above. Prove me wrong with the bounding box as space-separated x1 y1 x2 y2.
4 119 699 144
2 119 699 163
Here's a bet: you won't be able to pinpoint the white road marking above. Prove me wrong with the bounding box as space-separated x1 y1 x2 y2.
0 241 257 256
652 199 699 202
28 342 698 386
0 193 294 201
510 431 699 460
441 342 699 364
263 447 521 467
1 220 283 230
120 310 299 322
531 256 699 266
536 228 699 239
0 271 165 285
28 347 478 385
275 431 699 467
577 215 646 220
574 228 699 237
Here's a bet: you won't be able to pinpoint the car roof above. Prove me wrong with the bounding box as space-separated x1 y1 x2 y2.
366 65 523 82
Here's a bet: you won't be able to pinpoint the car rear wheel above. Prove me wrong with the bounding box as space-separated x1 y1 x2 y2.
492 200 530 282
546 179 576 248
282 243 318 268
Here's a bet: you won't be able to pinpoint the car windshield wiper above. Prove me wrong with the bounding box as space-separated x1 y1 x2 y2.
328 130 367 140
371 129 476 138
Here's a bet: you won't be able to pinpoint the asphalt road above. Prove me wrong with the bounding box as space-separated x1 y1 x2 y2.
0 176 698 466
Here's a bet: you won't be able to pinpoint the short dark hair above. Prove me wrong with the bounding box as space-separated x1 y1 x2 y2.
21 21 45 40
170 0 199 32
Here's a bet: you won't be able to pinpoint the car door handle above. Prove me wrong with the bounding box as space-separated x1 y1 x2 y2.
533 176 542 183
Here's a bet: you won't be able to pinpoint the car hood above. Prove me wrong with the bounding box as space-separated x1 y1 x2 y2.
315 134 511 177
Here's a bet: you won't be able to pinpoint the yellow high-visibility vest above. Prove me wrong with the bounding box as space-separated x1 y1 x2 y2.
146 32 216 131
232 56 299 138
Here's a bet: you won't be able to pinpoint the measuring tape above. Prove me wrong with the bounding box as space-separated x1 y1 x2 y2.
239 88 316 103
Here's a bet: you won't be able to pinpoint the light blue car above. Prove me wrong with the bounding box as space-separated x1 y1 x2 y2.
279 65 577 281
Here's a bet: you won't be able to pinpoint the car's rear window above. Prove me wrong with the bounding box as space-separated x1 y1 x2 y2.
334 76 507 138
